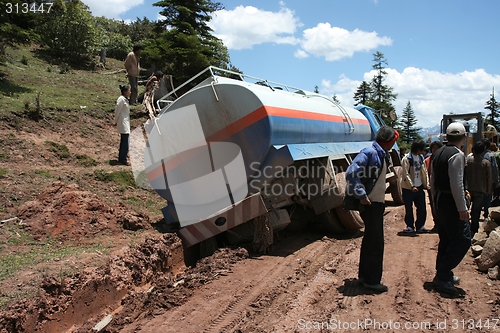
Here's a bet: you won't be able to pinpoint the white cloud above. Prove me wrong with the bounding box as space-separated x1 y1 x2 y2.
209 5 301 50
320 68 500 129
296 23 392 61
82 0 143 19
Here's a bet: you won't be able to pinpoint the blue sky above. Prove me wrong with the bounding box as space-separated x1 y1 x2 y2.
82 0 500 129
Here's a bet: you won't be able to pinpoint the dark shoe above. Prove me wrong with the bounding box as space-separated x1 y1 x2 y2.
402 227 415 233
363 283 388 293
416 227 430 233
118 161 130 166
433 275 460 285
433 277 458 294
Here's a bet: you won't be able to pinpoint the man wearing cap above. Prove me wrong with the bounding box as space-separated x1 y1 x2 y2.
431 122 471 295
124 44 143 105
346 125 399 293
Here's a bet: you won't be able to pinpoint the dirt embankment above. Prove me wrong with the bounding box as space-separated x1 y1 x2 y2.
0 233 181 332
17 181 151 242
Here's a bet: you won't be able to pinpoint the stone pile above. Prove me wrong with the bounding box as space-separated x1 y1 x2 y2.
471 207 500 279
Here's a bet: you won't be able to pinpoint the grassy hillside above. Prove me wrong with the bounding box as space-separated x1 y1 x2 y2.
0 45 166 309
0 45 130 121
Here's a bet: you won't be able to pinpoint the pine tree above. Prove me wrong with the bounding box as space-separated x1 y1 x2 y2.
484 87 500 129
365 52 398 127
353 81 372 106
150 0 233 84
399 100 422 144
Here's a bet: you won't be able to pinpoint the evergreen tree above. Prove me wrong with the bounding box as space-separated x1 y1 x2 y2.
365 51 398 127
151 0 233 84
353 81 372 106
314 85 319 93
399 100 422 144
484 87 500 129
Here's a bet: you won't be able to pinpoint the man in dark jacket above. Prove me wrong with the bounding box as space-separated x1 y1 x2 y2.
481 138 500 219
345 125 399 293
466 140 492 237
431 122 470 295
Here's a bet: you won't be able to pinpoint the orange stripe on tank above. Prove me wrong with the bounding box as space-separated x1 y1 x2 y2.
146 105 369 181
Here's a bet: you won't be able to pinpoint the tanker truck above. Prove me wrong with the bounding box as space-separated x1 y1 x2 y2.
144 66 403 255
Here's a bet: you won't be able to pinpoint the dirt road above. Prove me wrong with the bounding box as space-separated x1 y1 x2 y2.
117 199 500 333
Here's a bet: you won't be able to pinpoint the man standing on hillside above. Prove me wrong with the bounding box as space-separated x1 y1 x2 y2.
124 44 143 105
431 122 471 295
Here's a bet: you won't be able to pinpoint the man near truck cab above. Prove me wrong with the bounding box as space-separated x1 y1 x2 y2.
431 122 471 295
345 125 399 293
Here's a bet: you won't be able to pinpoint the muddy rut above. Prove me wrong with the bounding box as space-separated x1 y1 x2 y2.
118 201 500 333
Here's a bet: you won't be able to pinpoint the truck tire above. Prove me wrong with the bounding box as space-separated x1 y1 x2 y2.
286 205 315 231
334 206 364 231
333 171 364 231
316 210 347 234
390 166 404 205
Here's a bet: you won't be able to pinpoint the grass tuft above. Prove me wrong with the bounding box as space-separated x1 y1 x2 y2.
45 141 70 159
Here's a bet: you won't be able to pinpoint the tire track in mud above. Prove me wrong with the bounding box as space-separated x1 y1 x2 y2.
122 233 335 333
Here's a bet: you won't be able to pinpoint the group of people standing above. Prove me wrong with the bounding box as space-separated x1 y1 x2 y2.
346 122 496 296
400 134 499 238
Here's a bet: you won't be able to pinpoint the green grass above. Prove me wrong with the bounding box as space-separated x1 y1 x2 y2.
0 224 109 281
34 169 51 178
76 154 98 167
45 140 70 159
0 45 127 119
4 224 34 245
125 196 141 206
93 169 136 187
0 151 8 161
0 242 109 281
0 168 8 178
0 290 38 309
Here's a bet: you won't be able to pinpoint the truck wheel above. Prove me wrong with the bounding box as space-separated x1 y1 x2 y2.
316 210 347 234
334 206 364 231
199 237 218 259
333 171 364 231
286 205 315 231
390 166 404 205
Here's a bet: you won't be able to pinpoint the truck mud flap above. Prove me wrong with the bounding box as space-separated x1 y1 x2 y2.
178 193 267 248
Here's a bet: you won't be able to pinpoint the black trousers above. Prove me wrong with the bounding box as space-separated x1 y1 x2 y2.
359 202 385 285
435 193 471 282
118 133 129 163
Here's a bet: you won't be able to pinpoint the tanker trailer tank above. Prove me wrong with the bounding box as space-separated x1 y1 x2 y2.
144 67 403 255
